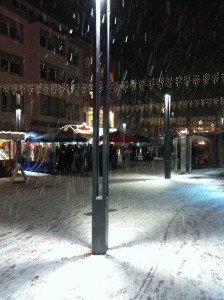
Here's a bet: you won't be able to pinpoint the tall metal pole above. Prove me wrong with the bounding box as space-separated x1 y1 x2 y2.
92 0 109 255
164 94 171 179
102 0 110 250
15 108 21 162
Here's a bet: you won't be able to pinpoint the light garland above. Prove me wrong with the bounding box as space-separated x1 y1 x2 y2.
83 96 224 113
138 115 216 131
1 72 224 97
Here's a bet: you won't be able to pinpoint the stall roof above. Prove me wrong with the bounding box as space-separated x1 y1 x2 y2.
0 131 25 140
25 129 87 143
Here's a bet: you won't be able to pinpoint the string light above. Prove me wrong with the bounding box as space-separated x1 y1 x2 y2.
192 74 200 87
84 96 223 113
1 71 224 96
202 73 210 86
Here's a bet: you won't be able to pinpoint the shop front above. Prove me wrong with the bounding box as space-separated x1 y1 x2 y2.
0 131 25 178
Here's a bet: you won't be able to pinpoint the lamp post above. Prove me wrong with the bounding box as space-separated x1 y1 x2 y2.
15 108 21 162
164 94 171 179
122 122 126 144
92 0 110 255
102 0 110 251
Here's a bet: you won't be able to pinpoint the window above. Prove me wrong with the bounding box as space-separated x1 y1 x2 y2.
40 95 48 115
40 63 47 79
48 35 57 51
58 99 66 117
49 67 56 81
1 92 8 111
10 61 21 74
0 18 8 35
67 48 79 66
0 14 23 42
40 62 65 83
40 29 65 56
40 34 47 47
67 75 79 93
40 95 66 117
57 39 65 55
0 51 23 75
1 92 23 112
1 58 8 71
58 68 65 83
48 97 58 116
67 103 80 121
67 75 79 85
12 93 22 108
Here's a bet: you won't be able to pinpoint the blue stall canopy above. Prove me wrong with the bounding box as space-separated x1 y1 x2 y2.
25 128 87 143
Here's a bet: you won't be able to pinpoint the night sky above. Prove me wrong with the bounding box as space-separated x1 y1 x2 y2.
25 0 224 82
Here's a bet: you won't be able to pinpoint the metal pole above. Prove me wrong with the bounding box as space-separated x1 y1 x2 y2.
164 94 171 179
174 138 178 173
92 0 109 255
102 0 110 250
16 108 21 162
92 0 103 254
188 138 192 173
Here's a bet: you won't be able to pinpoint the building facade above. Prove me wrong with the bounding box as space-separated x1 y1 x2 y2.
0 0 90 131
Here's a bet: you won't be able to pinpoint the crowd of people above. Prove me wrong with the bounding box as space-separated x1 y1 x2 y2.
55 143 118 176
21 142 158 176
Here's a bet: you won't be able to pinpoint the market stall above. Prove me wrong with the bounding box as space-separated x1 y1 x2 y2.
0 131 25 177
189 135 211 168
22 128 87 174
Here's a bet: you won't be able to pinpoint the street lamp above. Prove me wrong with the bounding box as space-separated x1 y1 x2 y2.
92 0 110 255
122 122 126 144
16 108 21 131
15 107 21 162
164 94 171 179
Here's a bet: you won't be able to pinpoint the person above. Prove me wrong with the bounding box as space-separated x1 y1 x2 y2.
80 145 88 177
192 144 198 169
109 144 117 169
65 144 74 173
57 144 67 174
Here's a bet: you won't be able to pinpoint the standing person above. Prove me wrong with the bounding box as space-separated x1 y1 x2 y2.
57 144 67 175
71 145 78 172
80 145 88 177
109 144 117 169
87 144 93 171
192 144 198 169
65 144 74 173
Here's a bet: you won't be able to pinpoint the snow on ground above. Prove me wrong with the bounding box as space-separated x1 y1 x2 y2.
0 161 224 300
